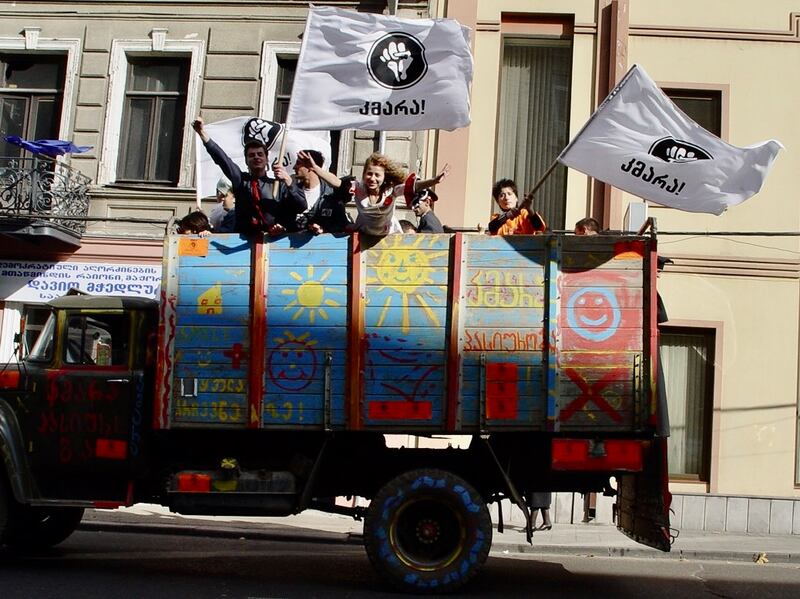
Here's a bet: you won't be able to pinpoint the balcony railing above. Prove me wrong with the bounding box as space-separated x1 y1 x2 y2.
0 155 91 241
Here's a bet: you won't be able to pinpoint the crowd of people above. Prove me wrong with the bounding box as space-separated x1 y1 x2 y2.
177 116 605 239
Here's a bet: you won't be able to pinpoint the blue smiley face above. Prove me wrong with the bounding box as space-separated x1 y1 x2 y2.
566 287 621 342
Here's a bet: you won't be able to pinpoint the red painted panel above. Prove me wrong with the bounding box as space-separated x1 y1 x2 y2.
486 362 519 419
95 438 128 460
551 438 644 471
367 400 433 420
0 370 19 389
560 269 643 288
561 327 642 351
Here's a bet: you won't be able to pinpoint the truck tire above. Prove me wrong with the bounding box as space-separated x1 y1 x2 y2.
364 468 492 594
0 475 10 543
3 505 85 551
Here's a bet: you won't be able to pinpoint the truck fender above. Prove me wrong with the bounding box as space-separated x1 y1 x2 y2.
0 402 36 503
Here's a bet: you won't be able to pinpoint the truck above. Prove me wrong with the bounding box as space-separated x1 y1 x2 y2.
0 228 671 593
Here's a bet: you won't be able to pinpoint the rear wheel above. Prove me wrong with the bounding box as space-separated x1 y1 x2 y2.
364 468 492 593
3 505 84 551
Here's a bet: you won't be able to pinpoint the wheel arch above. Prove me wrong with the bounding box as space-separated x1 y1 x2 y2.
0 401 36 503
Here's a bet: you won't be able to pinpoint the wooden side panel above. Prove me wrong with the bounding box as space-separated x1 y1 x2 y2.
557 236 646 430
461 235 549 430
361 234 451 428
263 234 350 427
169 234 252 426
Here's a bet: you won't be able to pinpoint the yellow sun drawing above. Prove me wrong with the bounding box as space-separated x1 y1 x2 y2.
366 235 448 332
282 264 343 324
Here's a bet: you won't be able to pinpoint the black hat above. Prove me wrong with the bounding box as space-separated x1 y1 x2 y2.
411 189 438 206
657 256 673 271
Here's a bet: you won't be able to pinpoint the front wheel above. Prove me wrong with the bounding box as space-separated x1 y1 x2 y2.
364 468 492 594
3 505 85 551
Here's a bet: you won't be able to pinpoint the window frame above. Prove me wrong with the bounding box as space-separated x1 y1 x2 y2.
99 37 204 187
0 37 80 148
659 320 723 491
260 41 349 174
63 311 131 369
115 56 190 184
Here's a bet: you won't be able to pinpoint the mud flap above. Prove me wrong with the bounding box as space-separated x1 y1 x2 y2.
615 438 672 551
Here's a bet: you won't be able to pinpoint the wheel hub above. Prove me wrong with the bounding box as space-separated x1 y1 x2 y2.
416 518 440 544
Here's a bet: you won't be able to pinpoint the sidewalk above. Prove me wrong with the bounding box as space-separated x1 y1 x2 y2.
80 504 800 564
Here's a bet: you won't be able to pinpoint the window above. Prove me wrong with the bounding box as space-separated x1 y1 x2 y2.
0 54 66 158
496 38 572 229
116 57 188 184
262 45 341 174
27 311 55 362
20 304 51 356
65 314 129 366
663 89 722 137
661 329 715 480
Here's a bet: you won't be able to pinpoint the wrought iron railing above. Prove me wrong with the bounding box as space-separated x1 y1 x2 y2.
0 155 91 237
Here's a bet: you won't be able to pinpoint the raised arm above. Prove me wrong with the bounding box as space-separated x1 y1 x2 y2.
303 150 342 188
414 163 450 192
192 116 243 188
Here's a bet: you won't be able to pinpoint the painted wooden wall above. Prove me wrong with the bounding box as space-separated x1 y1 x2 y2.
155 232 654 433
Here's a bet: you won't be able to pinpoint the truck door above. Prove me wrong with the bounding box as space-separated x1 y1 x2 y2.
29 310 135 501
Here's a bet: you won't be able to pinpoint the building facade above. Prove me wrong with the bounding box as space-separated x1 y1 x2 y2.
1 0 798 533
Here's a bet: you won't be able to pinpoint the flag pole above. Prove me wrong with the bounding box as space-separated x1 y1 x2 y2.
271 5 315 197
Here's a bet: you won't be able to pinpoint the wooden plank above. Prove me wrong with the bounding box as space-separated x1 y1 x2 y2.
177 284 250 307
462 306 544 328
462 327 545 352
364 305 448 329
177 235 252 267
465 251 547 269
466 234 548 252
265 328 347 350
172 394 248 424
560 269 643 288
265 377 346 396
174 325 248 349
175 362 249 378
561 327 643 351
267 284 348 307
366 234 451 253
562 252 643 271
560 351 642 368
365 364 446 381
363 329 447 350
465 267 545 287
366 349 445 366
267 265 348 285
265 232 351 250
176 304 250 326
267 250 351 267
177 266 252 286
267 305 349 328
561 286 642 308
365 266 449 286
464 285 544 309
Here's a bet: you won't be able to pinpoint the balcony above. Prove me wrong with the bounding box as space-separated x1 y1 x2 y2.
0 155 91 250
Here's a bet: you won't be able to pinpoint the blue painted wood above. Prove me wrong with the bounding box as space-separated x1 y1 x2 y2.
177 284 250 307
366 234 451 253
461 327 545 353
178 267 252 286
267 305 349 328
172 394 248 424
461 307 544 328
364 305 448 329
176 304 251 326
466 235 548 252
178 236 252 267
264 377 346 396
465 251 546 269
363 329 447 350
465 267 546 287
267 284 348 307
265 328 348 351
174 325 249 349
268 251 350 268
265 232 350 250
365 349 445 366
365 364 446 381
176 362 249 378
174 348 249 364
267 265 349 285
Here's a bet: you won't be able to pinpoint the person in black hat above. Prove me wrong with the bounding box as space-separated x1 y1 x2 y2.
411 189 444 233
192 116 306 236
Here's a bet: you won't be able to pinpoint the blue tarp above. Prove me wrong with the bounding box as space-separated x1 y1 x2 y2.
4 136 92 157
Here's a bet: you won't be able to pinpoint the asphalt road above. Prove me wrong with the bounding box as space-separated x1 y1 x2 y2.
1 530 799 598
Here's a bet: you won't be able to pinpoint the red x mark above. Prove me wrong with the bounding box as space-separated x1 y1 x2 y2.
223 343 247 370
559 368 624 422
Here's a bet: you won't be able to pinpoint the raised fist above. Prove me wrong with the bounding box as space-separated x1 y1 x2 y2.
665 145 698 163
380 41 413 82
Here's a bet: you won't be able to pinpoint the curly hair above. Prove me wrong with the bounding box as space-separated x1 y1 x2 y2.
491 178 518 200
363 152 407 189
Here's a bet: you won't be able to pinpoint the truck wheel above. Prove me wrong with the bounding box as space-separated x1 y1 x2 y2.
364 469 492 593
0 475 10 543
3 505 85 551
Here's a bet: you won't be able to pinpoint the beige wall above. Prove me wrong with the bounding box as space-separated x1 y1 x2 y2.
451 0 800 498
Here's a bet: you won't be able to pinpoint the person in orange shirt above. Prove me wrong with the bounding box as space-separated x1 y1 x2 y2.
488 178 546 235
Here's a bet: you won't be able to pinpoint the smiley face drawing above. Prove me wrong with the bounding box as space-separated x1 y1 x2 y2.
268 332 317 391
566 287 621 342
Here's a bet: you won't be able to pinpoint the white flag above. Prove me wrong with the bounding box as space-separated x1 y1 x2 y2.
286 6 473 131
558 65 782 215
195 116 330 203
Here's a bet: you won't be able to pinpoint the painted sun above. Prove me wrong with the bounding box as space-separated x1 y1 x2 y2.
366 235 448 333
282 264 342 324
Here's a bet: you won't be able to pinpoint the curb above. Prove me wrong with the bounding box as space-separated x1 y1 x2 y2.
490 542 799 564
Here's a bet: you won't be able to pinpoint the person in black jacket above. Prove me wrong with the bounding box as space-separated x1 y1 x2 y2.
277 150 351 235
411 189 444 233
192 117 306 235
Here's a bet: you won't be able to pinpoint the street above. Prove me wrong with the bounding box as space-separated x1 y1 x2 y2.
1 530 799 598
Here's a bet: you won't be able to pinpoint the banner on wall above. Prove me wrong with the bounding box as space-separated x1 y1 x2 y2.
0 260 161 303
